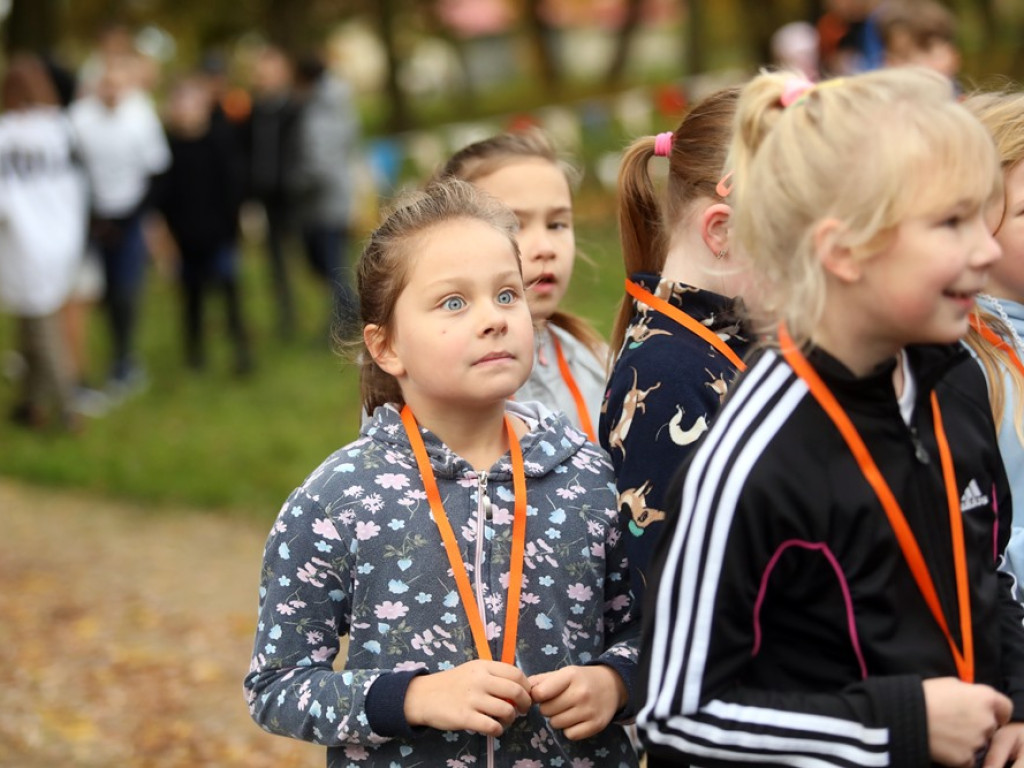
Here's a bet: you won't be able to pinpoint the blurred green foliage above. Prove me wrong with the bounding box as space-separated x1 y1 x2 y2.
0 213 624 521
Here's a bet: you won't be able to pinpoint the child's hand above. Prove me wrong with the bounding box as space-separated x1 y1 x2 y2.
982 721 1024 767
403 660 532 737
922 677 1012 766
528 665 627 741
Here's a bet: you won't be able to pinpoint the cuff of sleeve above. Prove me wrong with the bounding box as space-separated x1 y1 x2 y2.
365 669 430 739
1007 682 1024 722
867 674 928 768
588 656 638 721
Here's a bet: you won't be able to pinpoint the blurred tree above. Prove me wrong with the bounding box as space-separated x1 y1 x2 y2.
605 0 644 86
375 0 413 131
522 0 561 96
5 0 59 53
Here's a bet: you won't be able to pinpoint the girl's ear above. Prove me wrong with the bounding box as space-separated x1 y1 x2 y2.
700 203 732 257
363 324 405 378
814 218 861 283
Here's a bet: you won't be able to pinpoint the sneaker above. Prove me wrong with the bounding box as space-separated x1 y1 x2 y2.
73 386 111 418
105 366 149 404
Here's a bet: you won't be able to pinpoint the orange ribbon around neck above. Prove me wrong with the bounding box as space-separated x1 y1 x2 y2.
970 313 1024 378
625 279 747 372
777 325 974 682
399 405 527 665
547 330 597 442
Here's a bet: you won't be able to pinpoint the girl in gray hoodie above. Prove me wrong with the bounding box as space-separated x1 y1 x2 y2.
245 178 639 768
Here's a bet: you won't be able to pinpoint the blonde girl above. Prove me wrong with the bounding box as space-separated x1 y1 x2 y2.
245 178 640 768
601 86 754 604
962 89 1024 600
438 128 606 442
639 68 1024 767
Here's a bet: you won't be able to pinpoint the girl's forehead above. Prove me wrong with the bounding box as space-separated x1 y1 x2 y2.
475 158 571 198
406 218 518 273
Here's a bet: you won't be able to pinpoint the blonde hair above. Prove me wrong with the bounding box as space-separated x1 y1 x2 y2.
962 88 1024 447
437 127 605 358
355 178 521 413
730 67 1000 345
611 86 740 359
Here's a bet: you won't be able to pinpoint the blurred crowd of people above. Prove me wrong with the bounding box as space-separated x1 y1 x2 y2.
0 24 362 433
0 1 967 434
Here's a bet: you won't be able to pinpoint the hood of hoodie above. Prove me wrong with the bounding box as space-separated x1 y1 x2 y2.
361 400 594 480
980 295 1024 339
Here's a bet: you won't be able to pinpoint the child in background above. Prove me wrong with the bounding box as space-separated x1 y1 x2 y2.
601 87 755 604
878 0 961 81
0 54 88 431
245 178 640 767
154 75 252 375
962 89 1024 599
639 68 1024 767
437 129 606 442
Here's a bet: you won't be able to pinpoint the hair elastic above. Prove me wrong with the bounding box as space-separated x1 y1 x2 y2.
653 131 674 157
780 76 816 107
780 75 845 108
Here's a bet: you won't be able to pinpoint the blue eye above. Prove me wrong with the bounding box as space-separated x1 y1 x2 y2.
497 289 516 305
442 296 465 311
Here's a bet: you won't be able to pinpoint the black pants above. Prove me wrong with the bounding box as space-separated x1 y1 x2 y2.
180 244 251 372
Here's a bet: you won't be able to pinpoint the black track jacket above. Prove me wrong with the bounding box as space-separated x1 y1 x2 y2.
638 343 1024 767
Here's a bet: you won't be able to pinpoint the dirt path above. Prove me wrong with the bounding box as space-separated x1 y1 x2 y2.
0 478 325 767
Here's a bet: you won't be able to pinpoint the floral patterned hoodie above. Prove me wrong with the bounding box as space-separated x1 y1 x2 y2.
245 400 640 768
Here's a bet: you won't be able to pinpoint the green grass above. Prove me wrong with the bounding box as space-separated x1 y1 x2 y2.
0 202 624 522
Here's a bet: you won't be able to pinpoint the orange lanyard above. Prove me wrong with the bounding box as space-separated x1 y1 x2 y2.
547 331 597 442
970 312 1024 378
778 326 974 682
399 405 527 664
625 279 747 372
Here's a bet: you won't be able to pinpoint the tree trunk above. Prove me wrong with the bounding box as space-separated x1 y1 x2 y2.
375 0 413 132
522 0 560 96
736 0 777 69
5 0 59 54
605 0 645 87
264 0 306 53
684 0 706 76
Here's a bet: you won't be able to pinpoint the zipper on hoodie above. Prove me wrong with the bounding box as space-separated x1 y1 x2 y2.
473 471 497 768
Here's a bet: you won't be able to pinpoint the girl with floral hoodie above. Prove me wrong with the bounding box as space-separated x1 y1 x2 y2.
245 178 640 768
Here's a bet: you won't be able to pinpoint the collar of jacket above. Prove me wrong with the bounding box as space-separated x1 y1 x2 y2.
360 400 591 480
804 343 968 415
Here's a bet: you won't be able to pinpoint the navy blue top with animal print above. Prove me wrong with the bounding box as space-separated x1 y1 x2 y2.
599 273 753 605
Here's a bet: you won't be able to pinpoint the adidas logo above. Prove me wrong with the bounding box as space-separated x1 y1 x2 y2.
960 479 990 512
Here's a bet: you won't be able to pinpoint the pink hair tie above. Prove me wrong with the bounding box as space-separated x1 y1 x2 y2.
653 131 674 157
780 76 815 107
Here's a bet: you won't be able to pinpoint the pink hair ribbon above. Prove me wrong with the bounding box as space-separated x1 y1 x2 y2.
653 131 674 157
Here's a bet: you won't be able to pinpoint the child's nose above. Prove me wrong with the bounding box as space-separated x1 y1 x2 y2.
481 307 509 336
525 228 556 260
973 219 1002 268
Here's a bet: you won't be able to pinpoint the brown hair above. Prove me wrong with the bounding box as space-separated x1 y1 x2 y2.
356 177 521 413
2 53 60 111
877 0 957 51
610 87 740 359
436 127 604 358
